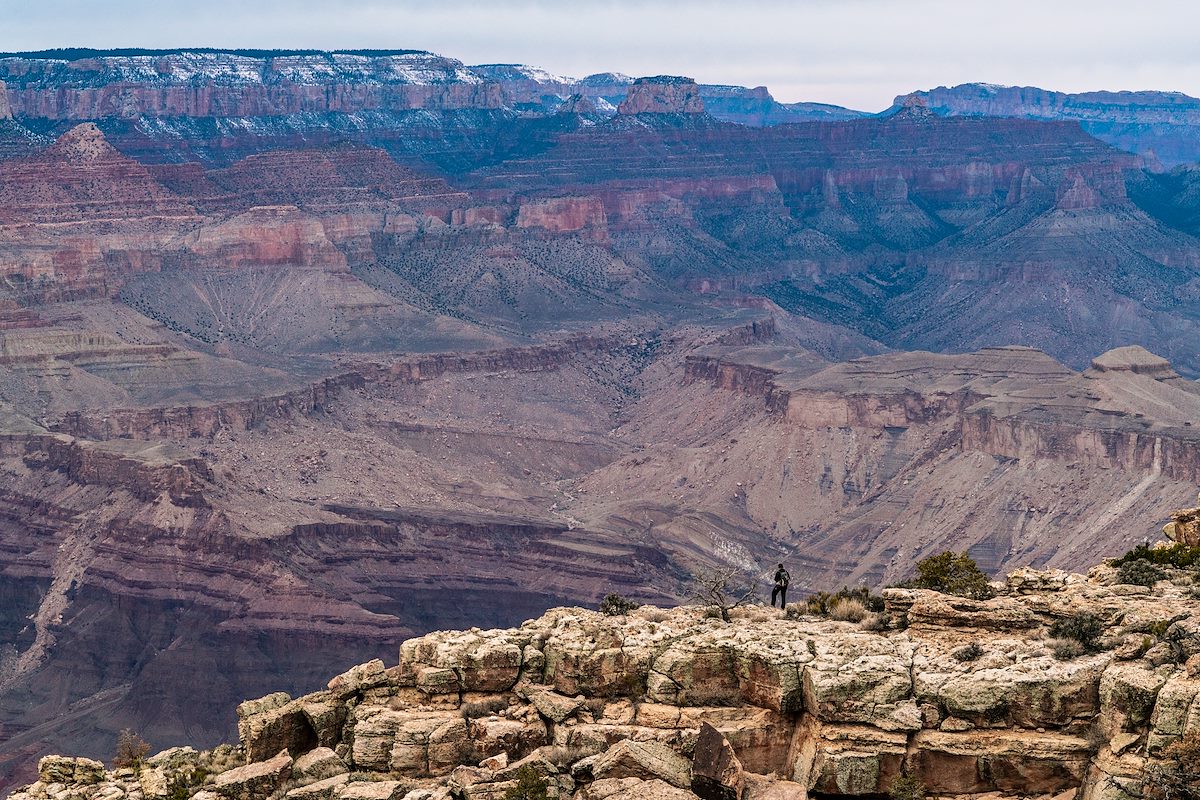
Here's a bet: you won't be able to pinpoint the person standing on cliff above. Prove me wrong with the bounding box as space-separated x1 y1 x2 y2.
771 563 790 609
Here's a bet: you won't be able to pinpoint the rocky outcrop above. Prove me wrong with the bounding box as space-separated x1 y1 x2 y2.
516 197 609 238
0 80 11 119
1163 494 1200 546
617 77 706 115
12 557 1200 800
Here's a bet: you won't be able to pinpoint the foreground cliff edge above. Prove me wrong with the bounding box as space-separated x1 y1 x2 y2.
13 525 1200 800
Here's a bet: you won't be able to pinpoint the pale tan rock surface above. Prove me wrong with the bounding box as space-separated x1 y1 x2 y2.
11 556 1200 800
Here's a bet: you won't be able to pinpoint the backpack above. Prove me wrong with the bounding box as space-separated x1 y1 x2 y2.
776 568 790 587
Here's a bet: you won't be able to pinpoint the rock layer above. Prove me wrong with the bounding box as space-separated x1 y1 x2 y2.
12 559 1200 800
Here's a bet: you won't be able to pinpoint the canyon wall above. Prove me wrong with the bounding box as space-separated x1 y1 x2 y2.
900 83 1200 167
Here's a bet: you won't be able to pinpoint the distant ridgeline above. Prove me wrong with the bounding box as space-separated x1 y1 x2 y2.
0 48 434 60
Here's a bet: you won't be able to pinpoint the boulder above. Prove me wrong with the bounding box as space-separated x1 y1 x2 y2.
581 777 697 800
427 717 472 774
592 740 691 790
801 634 915 729
481 753 509 770
240 698 320 761
1099 663 1169 733
214 750 293 800
287 774 350 800
140 766 171 798
530 691 583 723
37 756 106 785
1147 673 1200 753
328 659 389 700
294 747 349 783
741 774 807 800
417 667 461 695
798 724 907 795
349 708 462 773
400 630 529 693
690 723 744 800
386 711 467 775
468 714 549 760
300 694 349 749
336 781 410 800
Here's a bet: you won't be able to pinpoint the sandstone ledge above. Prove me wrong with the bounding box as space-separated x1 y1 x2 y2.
11 565 1200 800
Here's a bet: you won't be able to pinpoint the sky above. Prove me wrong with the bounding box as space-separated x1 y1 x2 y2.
2 0 1198 111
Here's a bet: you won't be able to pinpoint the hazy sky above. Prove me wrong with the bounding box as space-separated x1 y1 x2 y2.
2 0 1197 111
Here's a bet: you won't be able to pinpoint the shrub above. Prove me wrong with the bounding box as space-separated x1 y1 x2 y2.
1049 612 1106 652
910 552 995 599
859 613 888 632
953 642 984 662
462 696 510 719
539 745 599 768
1111 542 1200 570
1049 638 1087 661
1164 731 1200 775
1116 559 1167 587
114 729 151 770
1144 731 1200 800
802 586 884 617
889 774 926 800
504 766 550 800
599 593 640 616
829 597 869 622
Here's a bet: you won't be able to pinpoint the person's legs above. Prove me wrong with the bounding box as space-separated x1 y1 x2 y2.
771 585 780 607
780 586 787 608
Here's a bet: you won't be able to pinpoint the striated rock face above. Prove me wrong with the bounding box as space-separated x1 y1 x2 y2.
0 122 195 223
0 80 11 119
617 77 706 115
516 196 609 237
0 50 505 119
898 83 1200 167
12 562 1200 800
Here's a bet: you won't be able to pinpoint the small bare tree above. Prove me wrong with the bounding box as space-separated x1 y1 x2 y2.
692 567 757 622
114 728 150 769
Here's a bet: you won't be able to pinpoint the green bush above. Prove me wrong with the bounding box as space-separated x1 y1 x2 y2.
802 586 885 617
889 774 926 800
598 593 640 616
504 766 550 800
907 552 995 599
1049 638 1086 660
1049 612 1106 652
462 696 510 719
1111 542 1200 570
1117 559 1167 587
953 642 984 662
